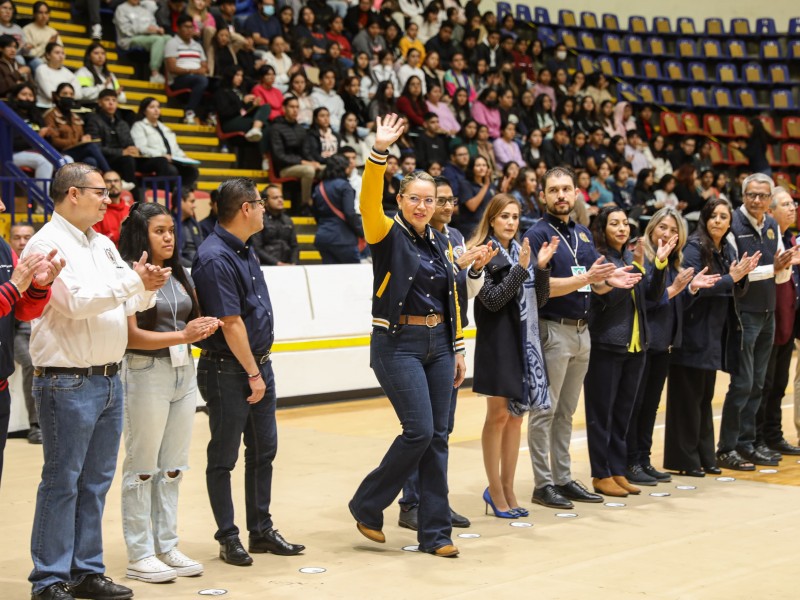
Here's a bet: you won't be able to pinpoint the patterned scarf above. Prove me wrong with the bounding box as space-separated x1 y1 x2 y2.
491 237 550 415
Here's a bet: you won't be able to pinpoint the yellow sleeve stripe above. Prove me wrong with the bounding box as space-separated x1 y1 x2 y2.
368 150 388 164
361 159 394 244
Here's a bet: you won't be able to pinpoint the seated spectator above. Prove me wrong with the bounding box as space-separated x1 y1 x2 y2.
546 42 570 76
339 111 368 168
398 47 426 95
269 96 319 212
475 122 498 174
512 36 534 82
443 52 476 102
310 68 345 132
425 82 459 136
350 51 374 102
366 80 396 124
295 5 328 59
213 65 272 161
397 75 428 130
84 89 174 201
614 101 636 137
244 0 283 51
75 42 127 105
34 42 80 108
199 188 217 237
352 15 386 62
449 86 471 126
21 1 60 69
693 139 714 174
43 82 109 170
339 75 370 131
0 0 29 66
0 33 29 98
252 185 298 266
443 142 470 195
381 154 401 215
155 0 187 35
571 130 588 170
326 15 352 61
574 95 601 135
285 71 313 127
422 12 451 57
654 174 679 210
644 134 673 181
511 166 542 230
585 72 613 108
522 127 543 167
540 124 575 169
175 186 203 268
113 0 171 84
340 145 363 201
472 87 501 139
303 106 339 166
164 14 210 125
92 170 132 245
531 93 556 140
633 168 657 216
370 50 399 95
415 112 449 170
582 126 610 175
208 27 258 81
186 0 216 54
598 100 617 139
312 154 363 264
554 95 576 134
9 82 57 192
421 49 445 93
399 21 425 62
475 29 501 70
455 154 496 238
624 130 650 176
130 96 200 190
606 134 627 170
635 103 656 143
492 120 525 171
668 136 696 170
589 160 615 207
344 0 377 38
608 164 635 210
264 35 294 92
319 41 349 85
251 65 284 121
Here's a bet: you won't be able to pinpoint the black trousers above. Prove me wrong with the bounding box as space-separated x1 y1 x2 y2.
757 340 792 446
664 364 717 471
108 156 179 202
627 350 671 466
584 349 645 479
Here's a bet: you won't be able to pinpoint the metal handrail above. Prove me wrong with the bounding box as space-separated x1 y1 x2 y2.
0 101 68 170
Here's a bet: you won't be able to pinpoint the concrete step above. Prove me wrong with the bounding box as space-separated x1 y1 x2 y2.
124 90 168 104
61 36 117 51
65 45 118 61
117 79 165 91
176 136 219 147
169 123 215 133
16 4 70 20
292 217 316 226
300 250 321 262
186 151 236 163
297 234 315 244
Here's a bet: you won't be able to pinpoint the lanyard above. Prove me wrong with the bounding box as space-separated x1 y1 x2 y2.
548 222 580 267
157 277 179 332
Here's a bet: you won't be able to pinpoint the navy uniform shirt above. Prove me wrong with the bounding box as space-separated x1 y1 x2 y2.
402 223 448 316
192 223 274 354
524 212 600 321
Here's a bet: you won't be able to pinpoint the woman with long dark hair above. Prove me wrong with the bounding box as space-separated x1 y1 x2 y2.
213 66 272 153
303 106 340 166
286 71 314 127
633 168 657 215
644 134 673 181
624 208 719 486
340 75 370 128
511 166 542 231
468 194 556 518
730 118 776 176
449 87 472 125
554 96 576 134
396 75 427 129
312 154 363 264
118 202 221 583
453 119 479 158
574 95 600 135
584 206 669 497
251 65 284 121
339 111 368 167
75 42 126 104
665 198 759 475
367 80 398 123
522 128 544 169
457 155 496 238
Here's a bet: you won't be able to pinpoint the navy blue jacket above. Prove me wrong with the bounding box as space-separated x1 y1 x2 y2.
644 260 686 353
730 207 779 313
312 177 363 248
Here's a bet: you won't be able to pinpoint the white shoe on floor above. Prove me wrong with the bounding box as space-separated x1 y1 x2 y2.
91 24 102 40
157 547 204 577
121 180 135 191
184 110 197 125
126 556 177 583
149 72 165 84
245 127 263 142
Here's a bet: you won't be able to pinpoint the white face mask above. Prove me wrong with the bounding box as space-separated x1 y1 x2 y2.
556 51 567 61
262 4 275 16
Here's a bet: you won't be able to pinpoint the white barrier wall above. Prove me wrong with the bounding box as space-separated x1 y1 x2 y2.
8 265 477 430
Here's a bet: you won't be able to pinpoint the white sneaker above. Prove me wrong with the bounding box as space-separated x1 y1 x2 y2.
126 556 177 583
157 548 204 577
149 72 165 84
121 180 135 191
245 127 263 142
91 24 102 40
184 110 196 125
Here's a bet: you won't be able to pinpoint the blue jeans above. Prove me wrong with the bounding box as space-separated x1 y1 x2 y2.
65 142 111 172
349 325 455 552
29 373 124 594
399 385 459 509
718 310 775 454
197 356 277 541
172 74 209 113
121 355 197 561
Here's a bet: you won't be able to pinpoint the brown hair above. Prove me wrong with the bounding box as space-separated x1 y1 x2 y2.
467 193 522 248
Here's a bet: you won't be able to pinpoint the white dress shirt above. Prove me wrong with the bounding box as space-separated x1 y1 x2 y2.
22 211 156 367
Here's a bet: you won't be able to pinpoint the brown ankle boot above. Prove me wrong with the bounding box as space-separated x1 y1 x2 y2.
592 477 628 497
612 475 641 495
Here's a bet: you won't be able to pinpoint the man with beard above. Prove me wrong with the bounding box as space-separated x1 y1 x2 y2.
92 170 132 246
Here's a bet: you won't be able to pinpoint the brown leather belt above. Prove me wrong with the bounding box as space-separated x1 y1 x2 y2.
398 313 444 328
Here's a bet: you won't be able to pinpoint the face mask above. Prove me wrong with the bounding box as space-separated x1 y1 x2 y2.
262 5 274 16
556 51 567 61
15 99 34 110
58 97 75 111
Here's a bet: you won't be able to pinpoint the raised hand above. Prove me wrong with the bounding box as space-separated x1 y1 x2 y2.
606 265 642 289
471 240 499 271
537 236 560 269
585 256 617 284
32 249 65 287
689 266 721 291
133 251 172 291
656 234 679 264
373 114 405 152
11 253 45 293
518 237 532 270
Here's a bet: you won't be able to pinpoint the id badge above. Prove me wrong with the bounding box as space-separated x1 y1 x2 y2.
572 265 591 292
169 343 190 367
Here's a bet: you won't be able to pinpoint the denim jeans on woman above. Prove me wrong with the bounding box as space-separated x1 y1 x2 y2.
121 354 197 562
29 373 124 594
350 325 455 552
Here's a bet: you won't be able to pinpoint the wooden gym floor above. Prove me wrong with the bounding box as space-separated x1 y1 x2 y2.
1 370 798 599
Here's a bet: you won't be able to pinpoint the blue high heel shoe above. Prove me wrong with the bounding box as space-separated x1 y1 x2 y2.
512 507 529 517
483 488 517 519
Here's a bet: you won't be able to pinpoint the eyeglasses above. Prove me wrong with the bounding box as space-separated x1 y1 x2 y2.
435 196 459 207
246 199 266 208
744 192 771 202
401 194 435 206
76 186 109 198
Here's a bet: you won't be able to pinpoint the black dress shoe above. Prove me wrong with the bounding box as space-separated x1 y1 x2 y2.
768 439 800 456
556 480 603 503
739 447 779 466
642 464 672 482
32 583 74 600
398 506 418 531
219 536 253 566
625 464 657 486
450 507 471 528
754 443 782 461
531 484 574 509
71 575 132 600
704 466 722 475
249 529 305 556
675 468 705 477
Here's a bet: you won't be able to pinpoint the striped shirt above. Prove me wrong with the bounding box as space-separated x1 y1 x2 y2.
164 36 206 84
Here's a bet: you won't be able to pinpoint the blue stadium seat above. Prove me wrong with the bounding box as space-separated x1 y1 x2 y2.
687 86 710 108
677 38 697 58
514 5 533 23
742 62 766 84
537 26 558 48
664 60 685 80
580 11 599 29
735 88 760 110
603 33 623 53
755 18 777 36
789 40 800 59
629 16 648 34
771 90 796 111
635 83 657 104
617 82 639 103
730 18 753 38
559 9 578 28
789 18 800 37
617 57 636 78
559 29 578 48
533 6 550 24
726 39 748 60
701 38 723 59
577 53 596 74
676 17 697 35
578 31 598 51
626 35 646 55
647 37 667 56
716 63 739 84
710 87 736 109
602 13 620 31
760 40 782 60
597 55 615 76
688 62 711 82
769 64 790 85
657 84 684 107
704 18 725 36
652 16 673 36
641 59 664 80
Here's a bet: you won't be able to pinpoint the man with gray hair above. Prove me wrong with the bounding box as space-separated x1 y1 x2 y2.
758 188 800 456
717 174 799 471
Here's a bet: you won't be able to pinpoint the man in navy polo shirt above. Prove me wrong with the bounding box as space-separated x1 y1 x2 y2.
523 166 641 509
192 178 305 568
